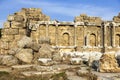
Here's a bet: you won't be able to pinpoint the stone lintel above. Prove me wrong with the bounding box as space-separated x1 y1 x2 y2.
37 21 101 26
52 46 76 49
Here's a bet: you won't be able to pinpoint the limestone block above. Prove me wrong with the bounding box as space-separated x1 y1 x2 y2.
38 44 54 58
14 15 24 22
9 41 17 49
70 58 82 65
15 49 33 63
0 55 18 66
52 53 62 61
77 70 89 77
38 37 50 44
14 35 24 41
11 65 34 71
8 48 21 55
19 29 26 35
33 65 52 71
38 58 53 66
21 71 41 77
11 21 26 28
3 28 19 35
0 41 9 49
0 49 8 54
30 42 41 51
3 21 10 28
7 15 14 21
17 36 32 48
2 35 14 42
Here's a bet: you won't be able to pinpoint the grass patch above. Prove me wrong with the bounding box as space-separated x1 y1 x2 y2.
51 72 68 80
0 71 68 80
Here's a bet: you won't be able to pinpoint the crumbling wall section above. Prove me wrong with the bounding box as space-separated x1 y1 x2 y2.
0 8 50 54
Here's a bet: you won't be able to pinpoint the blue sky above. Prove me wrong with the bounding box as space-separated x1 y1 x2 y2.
0 0 120 27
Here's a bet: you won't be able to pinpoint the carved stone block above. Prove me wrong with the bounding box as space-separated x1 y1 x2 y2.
3 21 10 28
3 28 19 35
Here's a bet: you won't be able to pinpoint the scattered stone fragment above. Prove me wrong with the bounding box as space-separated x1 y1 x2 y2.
17 36 32 48
70 58 82 65
38 58 53 66
38 44 54 58
15 49 33 63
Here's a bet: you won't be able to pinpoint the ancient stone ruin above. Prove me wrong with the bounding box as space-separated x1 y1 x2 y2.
0 8 120 80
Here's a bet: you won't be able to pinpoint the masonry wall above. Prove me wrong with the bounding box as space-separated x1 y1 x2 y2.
0 8 120 54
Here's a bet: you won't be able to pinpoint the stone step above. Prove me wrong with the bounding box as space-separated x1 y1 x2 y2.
0 66 12 72
11 64 35 71
21 70 63 77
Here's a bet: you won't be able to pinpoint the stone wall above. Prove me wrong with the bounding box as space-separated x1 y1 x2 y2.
0 8 120 54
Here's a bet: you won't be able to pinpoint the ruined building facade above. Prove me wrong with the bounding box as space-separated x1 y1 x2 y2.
0 8 120 54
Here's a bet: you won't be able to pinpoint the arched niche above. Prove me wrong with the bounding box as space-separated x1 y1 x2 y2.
115 34 120 47
89 33 96 46
62 33 70 46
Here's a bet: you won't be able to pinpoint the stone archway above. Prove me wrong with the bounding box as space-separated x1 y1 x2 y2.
62 33 70 46
89 33 96 46
115 34 120 47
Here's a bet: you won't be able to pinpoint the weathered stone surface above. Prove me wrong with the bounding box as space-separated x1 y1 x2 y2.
14 35 25 41
38 37 50 44
11 65 34 71
38 44 54 58
17 36 32 48
15 49 33 63
113 13 120 23
0 41 9 49
0 49 9 54
2 35 14 42
14 15 24 22
19 29 26 35
99 52 120 72
0 67 12 73
52 53 62 61
29 42 41 52
3 28 19 35
38 58 53 66
3 21 10 28
70 58 82 65
0 55 18 66
7 15 14 21
8 48 21 55
11 21 25 28
21 71 42 77
77 69 89 77
33 65 52 71
74 14 102 25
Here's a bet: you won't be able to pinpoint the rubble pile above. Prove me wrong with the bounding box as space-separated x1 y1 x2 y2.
99 52 120 72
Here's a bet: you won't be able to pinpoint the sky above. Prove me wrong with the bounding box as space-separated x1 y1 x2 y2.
0 0 120 27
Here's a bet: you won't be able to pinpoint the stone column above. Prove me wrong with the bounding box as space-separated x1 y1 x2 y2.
55 24 58 46
46 24 49 37
104 24 108 47
83 25 87 46
113 24 115 47
100 25 103 47
74 24 77 46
